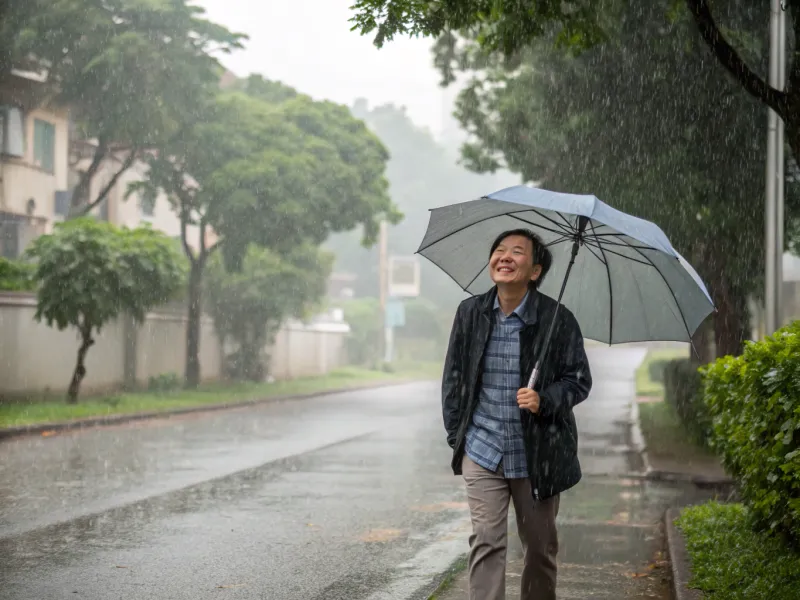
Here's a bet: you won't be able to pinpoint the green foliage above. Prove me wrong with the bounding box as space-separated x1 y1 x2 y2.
676 502 800 600
25 218 186 401
327 101 513 311
647 358 671 384
0 257 35 291
141 75 398 385
341 297 382 366
147 373 182 394
4 0 244 216
349 0 609 55
701 322 800 544
206 245 333 381
664 358 709 446
432 0 789 356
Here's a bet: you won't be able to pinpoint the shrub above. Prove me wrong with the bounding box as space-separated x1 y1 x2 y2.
701 321 800 545
647 358 671 384
147 372 182 393
664 358 710 445
0 257 35 291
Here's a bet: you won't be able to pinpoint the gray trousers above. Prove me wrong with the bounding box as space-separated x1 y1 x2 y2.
462 455 560 600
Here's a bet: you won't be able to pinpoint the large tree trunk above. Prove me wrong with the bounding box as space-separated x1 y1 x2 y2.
185 260 204 389
690 318 715 365
710 270 747 358
67 324 94 404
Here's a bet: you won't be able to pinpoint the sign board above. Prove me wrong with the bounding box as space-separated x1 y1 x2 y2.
388 255 421 298
385 298 406 328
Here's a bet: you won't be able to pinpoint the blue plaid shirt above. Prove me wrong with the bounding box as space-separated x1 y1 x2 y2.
465 292 529 479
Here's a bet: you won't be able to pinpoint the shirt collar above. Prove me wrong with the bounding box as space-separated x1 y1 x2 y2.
494 289 529 318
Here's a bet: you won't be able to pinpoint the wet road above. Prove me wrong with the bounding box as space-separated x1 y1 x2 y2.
0 346 706 600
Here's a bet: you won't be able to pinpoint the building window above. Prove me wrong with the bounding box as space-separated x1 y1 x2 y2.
139 188 156 217
33 119 55 173
0 106 25 157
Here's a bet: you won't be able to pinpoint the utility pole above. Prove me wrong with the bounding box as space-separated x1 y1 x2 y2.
378 220 388 362
765 0 786 336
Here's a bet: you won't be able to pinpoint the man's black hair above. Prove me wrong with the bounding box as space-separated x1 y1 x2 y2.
489 228 553 289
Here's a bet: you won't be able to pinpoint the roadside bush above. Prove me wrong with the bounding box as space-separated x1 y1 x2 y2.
147 372 182 393
701 320 800 545
0 257 35 291
647 358 671 384
664 358 710 446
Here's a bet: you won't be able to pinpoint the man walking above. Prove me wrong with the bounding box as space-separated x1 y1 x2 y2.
442 229 592 600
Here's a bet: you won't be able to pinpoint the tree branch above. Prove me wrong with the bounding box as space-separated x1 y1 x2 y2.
69 138 108 214
180 210 197 264
686 0 788 117
75 147 139 217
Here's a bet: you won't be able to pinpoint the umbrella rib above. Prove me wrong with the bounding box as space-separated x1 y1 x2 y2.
584 242 607 265
546 234 574 247
418 208 569 253
625 244 695 342
523 208 576 235
590 222 614 344
464 259 490 291
555 211 576 232
509 215 573 238
584 239 652 267
585 238 657 251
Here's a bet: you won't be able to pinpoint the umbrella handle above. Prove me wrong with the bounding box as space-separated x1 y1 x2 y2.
526 365 540 389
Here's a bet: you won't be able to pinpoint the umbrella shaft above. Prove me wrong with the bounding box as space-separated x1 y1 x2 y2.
527 220 586 389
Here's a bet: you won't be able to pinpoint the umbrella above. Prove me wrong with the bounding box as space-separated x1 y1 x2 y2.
417 185 715 388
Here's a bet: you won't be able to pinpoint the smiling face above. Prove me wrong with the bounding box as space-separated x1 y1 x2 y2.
489 234 543 288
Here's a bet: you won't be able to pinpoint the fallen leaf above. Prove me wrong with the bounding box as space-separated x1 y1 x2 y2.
41 431 57 437
217 584 247 589
115 566 128 569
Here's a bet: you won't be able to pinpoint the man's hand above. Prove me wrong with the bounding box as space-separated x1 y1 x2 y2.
517 388 540 413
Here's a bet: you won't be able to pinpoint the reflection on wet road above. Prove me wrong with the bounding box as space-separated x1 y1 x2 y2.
0 347 722 599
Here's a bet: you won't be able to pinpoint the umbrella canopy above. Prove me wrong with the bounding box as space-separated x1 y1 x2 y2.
417 185 714 345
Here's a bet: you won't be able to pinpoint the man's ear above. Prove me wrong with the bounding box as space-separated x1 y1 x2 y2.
530 264 543 282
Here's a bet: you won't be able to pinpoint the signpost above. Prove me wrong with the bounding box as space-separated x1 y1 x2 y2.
378 253 420 363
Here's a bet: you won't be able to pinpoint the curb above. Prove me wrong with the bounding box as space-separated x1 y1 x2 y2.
629 397 735 488
645 470 735 487
629 396 652 475
665 508 703 600
0 379 425 442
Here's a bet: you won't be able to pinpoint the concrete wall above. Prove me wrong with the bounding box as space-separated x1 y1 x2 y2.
0 293 350 396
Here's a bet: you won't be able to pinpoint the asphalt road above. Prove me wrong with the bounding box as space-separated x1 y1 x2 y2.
1 380 471 600
0 346 706 600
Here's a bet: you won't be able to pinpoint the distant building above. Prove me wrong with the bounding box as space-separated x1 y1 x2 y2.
0 69 70 257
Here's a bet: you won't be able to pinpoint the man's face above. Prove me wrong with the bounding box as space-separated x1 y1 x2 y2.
489 234 543 287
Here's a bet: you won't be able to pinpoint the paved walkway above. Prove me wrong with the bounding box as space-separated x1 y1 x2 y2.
436 346 720 599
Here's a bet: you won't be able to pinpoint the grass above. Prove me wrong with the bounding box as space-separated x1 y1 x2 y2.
0 362 442 429
635 347 688 397
427 554 468 600
638 401 707 459
676 502 800 600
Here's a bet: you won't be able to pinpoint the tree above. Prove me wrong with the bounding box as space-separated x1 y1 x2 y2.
432 1 797 357
25 219 186 402
206 245 332 381
0 257 34 291
1 0 243 217
326 101 517 311
349 0 609 55
139 79 399 387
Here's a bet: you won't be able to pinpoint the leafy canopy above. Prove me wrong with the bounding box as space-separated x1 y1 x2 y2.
206 244 333 380
349 0 609 55
25 218 186 332
141 76 400 270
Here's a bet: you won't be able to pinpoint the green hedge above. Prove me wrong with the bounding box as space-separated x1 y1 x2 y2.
647 358 671 384
0 257 35 291
664 358 710 445
701 321 800 545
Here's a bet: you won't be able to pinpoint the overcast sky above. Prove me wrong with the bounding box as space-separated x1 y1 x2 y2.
196 0 458 138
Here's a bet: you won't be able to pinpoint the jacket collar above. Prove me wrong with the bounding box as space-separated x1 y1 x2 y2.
480 284 540 326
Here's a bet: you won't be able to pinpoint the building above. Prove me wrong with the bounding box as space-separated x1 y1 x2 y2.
0 69 70 258
0 69 211 257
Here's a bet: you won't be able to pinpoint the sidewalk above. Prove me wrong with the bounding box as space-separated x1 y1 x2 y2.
434 346 721 599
